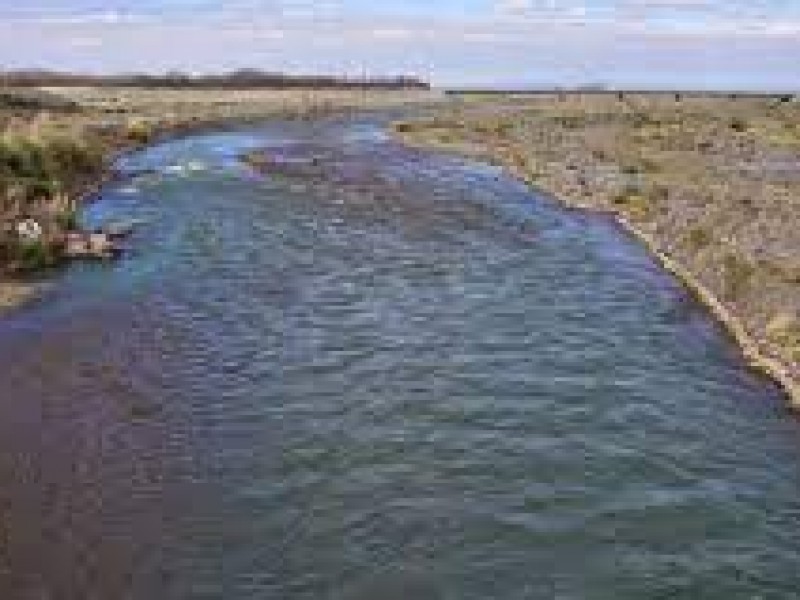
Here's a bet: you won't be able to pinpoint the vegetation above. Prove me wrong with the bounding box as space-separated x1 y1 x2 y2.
612 188 651 220
13 239 59 271
767 314 800 362
393 121 416 133
722 253 754 301
0 132 104 210
0 89 79 112
1 82 436 286
729 117 749 132
685 226 712 250
124 121 154 144
1 69 430 90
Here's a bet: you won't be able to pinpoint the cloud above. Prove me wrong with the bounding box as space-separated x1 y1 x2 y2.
0 1 798 89
25 10 150 25
67 36 104 49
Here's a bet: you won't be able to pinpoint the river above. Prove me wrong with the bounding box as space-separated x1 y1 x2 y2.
0 115 798 599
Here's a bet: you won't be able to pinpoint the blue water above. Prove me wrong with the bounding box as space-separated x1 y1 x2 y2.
0 116 798 599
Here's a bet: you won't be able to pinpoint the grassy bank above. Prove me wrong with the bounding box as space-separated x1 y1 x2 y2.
0 86 441 311
394 92 800 408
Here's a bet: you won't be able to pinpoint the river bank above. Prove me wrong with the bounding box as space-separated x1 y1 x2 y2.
0 87 442 312
393 92 800 409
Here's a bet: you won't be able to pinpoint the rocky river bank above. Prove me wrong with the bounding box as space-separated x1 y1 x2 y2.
394 92 800 408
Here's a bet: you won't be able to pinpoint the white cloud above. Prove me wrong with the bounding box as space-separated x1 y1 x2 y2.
23 10 149 25
67 36 103 48
1 3 798 89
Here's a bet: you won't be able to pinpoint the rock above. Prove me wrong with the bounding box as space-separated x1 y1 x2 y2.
16 219 43 242
64 231 120 260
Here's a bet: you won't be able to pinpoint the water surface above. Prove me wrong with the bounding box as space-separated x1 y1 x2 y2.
0 116 798 599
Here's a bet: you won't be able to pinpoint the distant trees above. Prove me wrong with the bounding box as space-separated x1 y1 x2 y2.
0 69 431 91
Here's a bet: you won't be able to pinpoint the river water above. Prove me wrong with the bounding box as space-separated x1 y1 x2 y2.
0 115 798 599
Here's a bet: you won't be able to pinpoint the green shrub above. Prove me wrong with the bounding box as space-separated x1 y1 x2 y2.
0 135 103 190
13 239 59 272
23 178 59 202
55 209 79 231
0 137 45 179
44 135 104 178
0 134 104 218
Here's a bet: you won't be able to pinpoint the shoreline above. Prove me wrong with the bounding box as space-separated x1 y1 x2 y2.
0 89 444 314
4 92 797 410
393 129 800 411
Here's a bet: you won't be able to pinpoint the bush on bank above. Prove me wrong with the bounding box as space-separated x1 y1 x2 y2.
0 132 106 273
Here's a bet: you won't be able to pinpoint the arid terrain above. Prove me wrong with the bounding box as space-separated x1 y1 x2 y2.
395 92 800 406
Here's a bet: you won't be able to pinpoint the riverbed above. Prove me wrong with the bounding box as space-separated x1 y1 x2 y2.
0 115 798 599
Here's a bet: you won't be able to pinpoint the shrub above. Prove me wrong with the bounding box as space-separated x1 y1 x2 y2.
612 188 651 219
697 140 713 151
12 239 59 272
685 226 712 250
555 115 584 130
44 135 104 178
24 178 59 202
766 314 800 361
55 208 79 231
721 253 754 300
0 135 103 192
621 164 640 175
630 113 656 129
729 117 749 133
0 137 45 179
125 121 154 144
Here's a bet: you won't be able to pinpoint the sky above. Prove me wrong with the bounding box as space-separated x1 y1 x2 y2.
1 1 799 90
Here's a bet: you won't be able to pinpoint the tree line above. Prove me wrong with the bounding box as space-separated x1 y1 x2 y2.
0 69 430 90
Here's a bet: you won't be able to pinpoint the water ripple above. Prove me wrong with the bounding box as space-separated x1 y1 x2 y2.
0 116 797 599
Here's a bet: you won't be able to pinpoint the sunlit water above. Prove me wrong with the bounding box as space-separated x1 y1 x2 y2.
0 116 798 599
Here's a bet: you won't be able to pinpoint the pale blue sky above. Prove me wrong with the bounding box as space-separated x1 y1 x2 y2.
1 1 799 90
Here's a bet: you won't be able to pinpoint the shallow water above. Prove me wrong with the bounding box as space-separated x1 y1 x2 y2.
0 116 798 599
